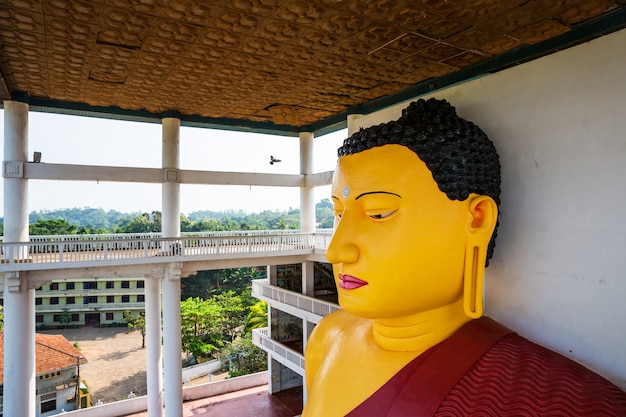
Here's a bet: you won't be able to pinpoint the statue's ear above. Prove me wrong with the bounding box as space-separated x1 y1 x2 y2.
463 195 498 319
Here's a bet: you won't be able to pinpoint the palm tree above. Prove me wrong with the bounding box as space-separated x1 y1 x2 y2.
244 301 268 333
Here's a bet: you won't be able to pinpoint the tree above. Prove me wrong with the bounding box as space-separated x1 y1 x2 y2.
182 267 264 300
0 306 3 331
219 333 267 378
214 290 248 343
29 218 78 235
59 312 71 329
119 214 152 233
316 198 334 228
244 300 268 333
180 297 224 360
123 311 146 349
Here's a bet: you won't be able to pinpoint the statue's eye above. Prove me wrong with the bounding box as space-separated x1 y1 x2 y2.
368 210 397 220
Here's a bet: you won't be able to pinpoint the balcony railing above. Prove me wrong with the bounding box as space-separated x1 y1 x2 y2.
35 302 145 312
36 287 145 296
252 327 305 375
252 279 339 322
0 230 332 272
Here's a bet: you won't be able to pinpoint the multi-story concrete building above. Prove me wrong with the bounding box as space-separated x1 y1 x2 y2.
1 276 145 328
32 276 145 328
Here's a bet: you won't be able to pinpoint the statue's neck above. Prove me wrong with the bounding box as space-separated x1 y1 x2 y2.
372 298 470 352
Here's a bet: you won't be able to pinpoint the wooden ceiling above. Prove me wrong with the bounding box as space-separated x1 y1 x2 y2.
0 0 624 135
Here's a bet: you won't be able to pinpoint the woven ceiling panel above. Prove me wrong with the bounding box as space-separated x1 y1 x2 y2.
0 0 621 126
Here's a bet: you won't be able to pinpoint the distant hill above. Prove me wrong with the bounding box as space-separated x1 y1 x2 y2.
0 199 334 234
27 207 137 230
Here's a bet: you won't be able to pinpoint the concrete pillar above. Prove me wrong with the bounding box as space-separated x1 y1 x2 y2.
162 117 180 238
3 101 29 242
299 132 315 233
347 114 363 137
162 264 183 417
302 261 315 296
145 275 163 417
161 117 183 417
268 264 278 286
3 100 35 417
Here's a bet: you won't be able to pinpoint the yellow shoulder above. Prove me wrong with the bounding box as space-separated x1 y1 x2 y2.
305 310 367 386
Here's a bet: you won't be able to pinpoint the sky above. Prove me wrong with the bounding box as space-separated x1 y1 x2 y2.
0 109 346 217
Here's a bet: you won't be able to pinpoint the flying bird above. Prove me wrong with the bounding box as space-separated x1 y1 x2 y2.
270 155 282 165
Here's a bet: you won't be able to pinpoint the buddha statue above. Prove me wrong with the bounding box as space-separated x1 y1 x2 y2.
302 98 626 416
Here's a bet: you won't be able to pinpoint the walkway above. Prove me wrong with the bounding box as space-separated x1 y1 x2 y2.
0 231 331 272
125 386 303 417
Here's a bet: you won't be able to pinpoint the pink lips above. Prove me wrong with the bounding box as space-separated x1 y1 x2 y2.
339 274 368 290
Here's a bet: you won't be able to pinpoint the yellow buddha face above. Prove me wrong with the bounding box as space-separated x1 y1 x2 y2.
328 144 476 319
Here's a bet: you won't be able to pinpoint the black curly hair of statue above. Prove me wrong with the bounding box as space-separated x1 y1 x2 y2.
337 98 501 265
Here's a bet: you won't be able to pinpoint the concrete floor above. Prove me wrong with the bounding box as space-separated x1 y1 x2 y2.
125 385 303 417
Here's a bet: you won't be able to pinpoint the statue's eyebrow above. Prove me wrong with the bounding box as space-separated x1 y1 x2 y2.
356 191 401 200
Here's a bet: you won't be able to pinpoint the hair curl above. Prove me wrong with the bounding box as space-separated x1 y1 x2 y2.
338 98 501 264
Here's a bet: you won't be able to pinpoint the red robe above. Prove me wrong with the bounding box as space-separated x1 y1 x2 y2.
347 317 626 416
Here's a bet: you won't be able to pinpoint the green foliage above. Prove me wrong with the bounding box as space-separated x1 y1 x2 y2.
0 306 3 331
29 208 133 231
180 297 224 359
181 267 265 300
213 290 248 343
59 312 71 328
219 333 268 378
123 311 147 348
244 300 268 333
2 200 336 236
179 269 265 362
316 198 334 228
29 219 78 235
115 211 161 233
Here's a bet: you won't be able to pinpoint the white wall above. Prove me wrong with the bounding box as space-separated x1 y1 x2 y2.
351 28 626 388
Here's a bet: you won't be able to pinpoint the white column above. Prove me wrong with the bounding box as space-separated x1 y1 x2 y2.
347 113 363 136
268 264 278 286
299 132 315 233
145 275 163 417
3 100 35 417
302 261 315 296
266 298 279 395
162 264 183 416
3 101 29 242
161 117 183 417
162 117 180 238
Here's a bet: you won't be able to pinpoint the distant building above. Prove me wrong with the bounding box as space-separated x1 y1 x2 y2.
0 332 89 416
0 276 146 329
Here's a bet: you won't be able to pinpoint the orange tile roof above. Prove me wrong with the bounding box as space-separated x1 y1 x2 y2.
0 333 88 384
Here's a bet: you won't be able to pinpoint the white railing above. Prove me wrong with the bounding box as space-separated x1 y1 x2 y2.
0 231 331 272
252 327 305 374
252 279 339 320
25 229 306 244
36 287 146 296
35 302 145 312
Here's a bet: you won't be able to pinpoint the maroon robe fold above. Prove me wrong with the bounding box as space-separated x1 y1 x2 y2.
347 317 626 416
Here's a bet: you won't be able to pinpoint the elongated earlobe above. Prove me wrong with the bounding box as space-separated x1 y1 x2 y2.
463 196 498 319
464 245 485 318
